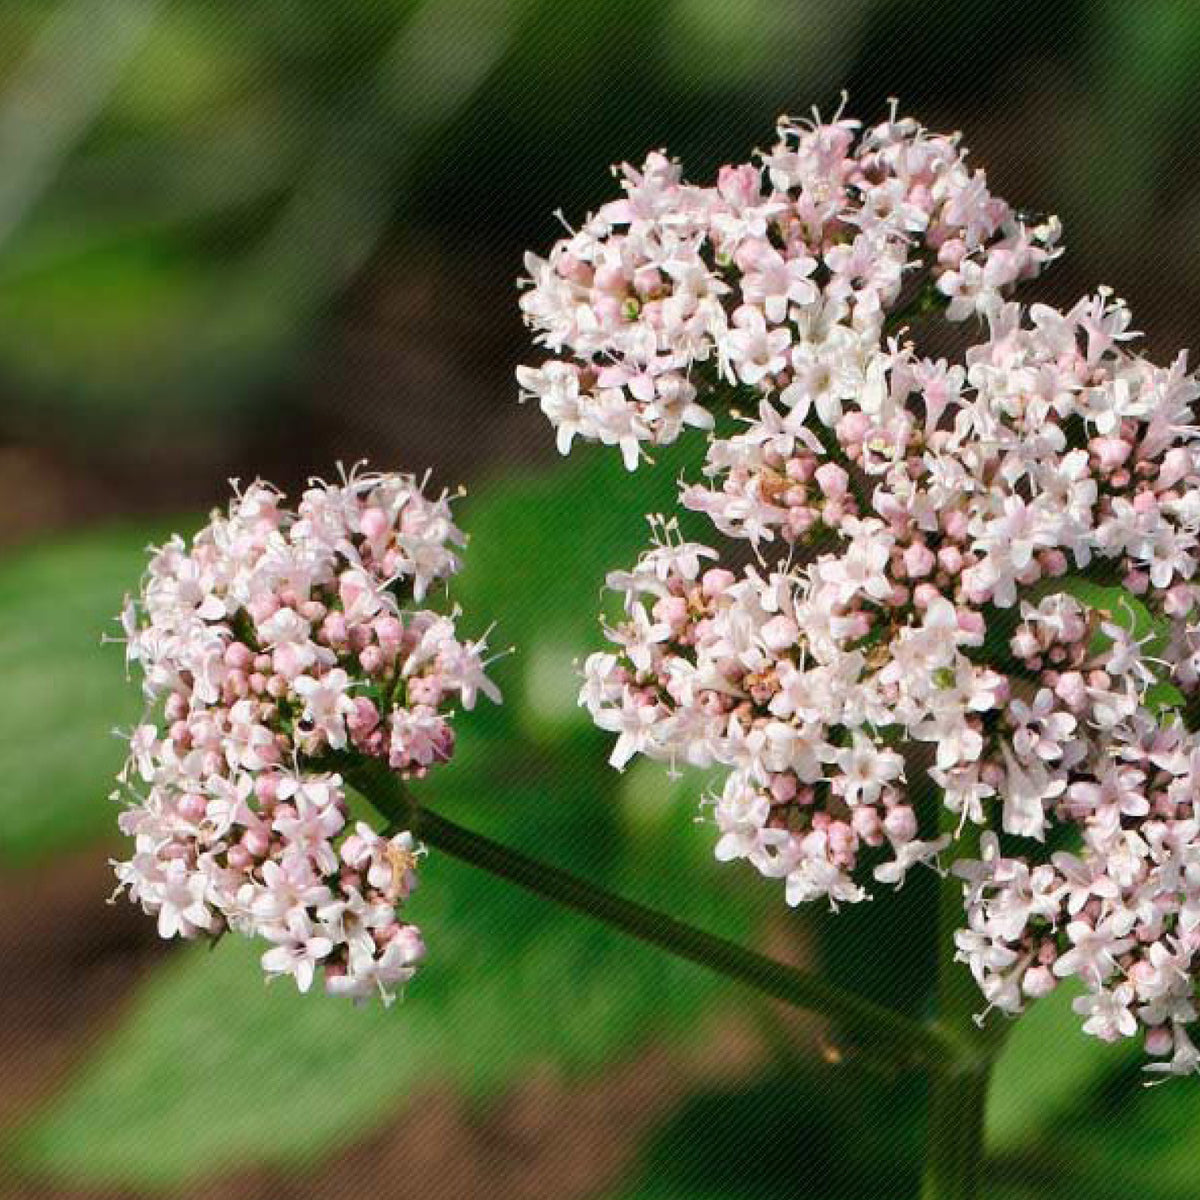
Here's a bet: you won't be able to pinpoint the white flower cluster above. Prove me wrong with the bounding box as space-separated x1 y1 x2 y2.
112 468 500 1003
526 105 1200 1075
517 100 1059 468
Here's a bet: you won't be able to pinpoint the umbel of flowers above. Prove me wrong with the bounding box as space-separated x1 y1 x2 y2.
112 468 500 1003
520 103 1200 1077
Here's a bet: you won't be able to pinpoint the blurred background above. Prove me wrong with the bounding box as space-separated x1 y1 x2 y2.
2 1 1200 1197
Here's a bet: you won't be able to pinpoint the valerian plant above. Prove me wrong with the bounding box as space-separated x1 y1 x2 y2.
516 99 1200 1193
110 100 1200 1200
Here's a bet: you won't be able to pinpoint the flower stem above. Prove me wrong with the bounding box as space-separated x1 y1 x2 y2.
920 1055 990 1200
919 820 1007 1199
341 756 957 1069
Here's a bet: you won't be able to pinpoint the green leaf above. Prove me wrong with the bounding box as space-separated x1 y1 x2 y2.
987 981 1132 1153
452 440 707 746
0 520 181 866
11 764 771 1189
987 986 1200 1198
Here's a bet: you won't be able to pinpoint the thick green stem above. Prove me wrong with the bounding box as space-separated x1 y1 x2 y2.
920 1056 990 1200
339 756 956 1069
920 822 1006 1200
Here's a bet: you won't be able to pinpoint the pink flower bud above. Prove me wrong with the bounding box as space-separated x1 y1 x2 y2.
224 642 253 669
1011 630 1040 660
903 542 935 578
349 697 380 735
227 845 252 870
1159 447 1192 491
883 805 917 842
717 162 760 206
1164 584 1195 617
814 462 850 500
837 411 872 445
359 507 390 541
593 265 627 293
851 806 884 845
178 793 207 822
1090 436 1131 470
247 596 279 625
1022 966 1056 999
957 610 985 640
701 568 736 597
769 774 798 803
242 828 270 858
374 615 404 650
254 773 280 805
937 546 963 575
391 924 426 965
1145 1025 1174 1057
942 510 969 541
1039 549 1068 577
653 596 689 628
911 582 939 609
785 455 816 483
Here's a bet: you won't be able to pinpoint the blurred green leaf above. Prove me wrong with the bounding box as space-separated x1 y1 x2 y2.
454 439 706 745
988 982 1200 1200
11 763 769 1188
987 981 1130 1153
0 241 224 421
0 520 179 866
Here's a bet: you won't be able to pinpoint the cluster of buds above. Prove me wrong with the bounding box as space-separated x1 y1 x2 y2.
112 468 500 1002
527 104 1200 1076
517 99 1060 469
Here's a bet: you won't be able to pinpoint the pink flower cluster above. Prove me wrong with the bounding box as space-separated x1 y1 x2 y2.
112 468 500 1003
517 101 1060 469
528 106 1200 1075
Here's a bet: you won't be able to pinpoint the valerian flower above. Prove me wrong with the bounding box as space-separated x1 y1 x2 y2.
525 101 1200 1079
111 466 501 1004
517 98 1059 469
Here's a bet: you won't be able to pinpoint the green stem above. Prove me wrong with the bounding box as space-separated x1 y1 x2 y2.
920 821 1007 1200
920 1055 990 1200
339 756 956 1069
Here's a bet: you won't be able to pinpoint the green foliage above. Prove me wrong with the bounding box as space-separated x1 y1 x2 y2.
987 981 1200 1200
613 984 1200 1200
453 438 707 745
10 756 769 1188
0 520 179 866
987 982 1130 1152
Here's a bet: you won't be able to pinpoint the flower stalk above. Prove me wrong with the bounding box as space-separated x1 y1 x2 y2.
919 811 1009 1199
341 755 958 1069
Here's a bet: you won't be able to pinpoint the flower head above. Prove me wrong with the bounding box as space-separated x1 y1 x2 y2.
518 100 1059 468
535 103 1200 1079
112 466 501 1003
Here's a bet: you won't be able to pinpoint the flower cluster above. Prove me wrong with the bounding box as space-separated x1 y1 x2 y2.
517 100 1059 469
526 105 1200 1075
112 468 500 1003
